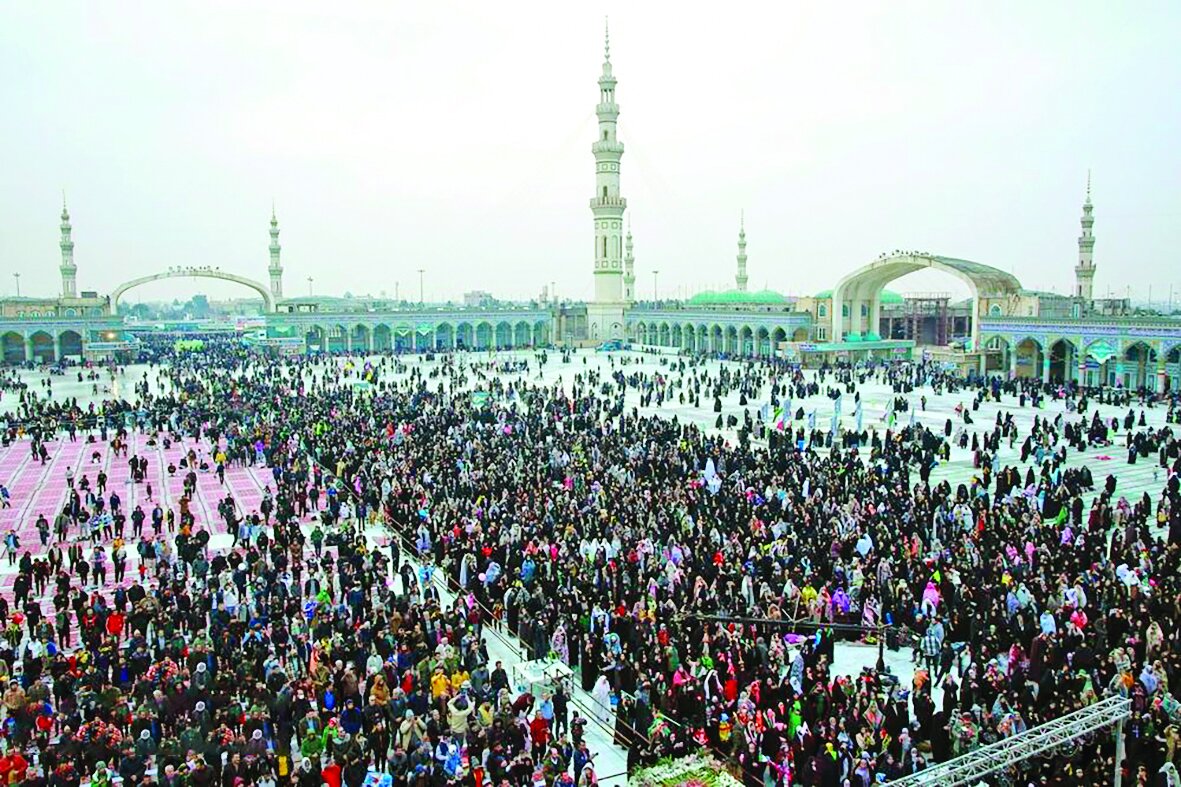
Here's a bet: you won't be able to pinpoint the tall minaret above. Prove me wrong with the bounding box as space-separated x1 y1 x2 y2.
623 218 635 304
268 205 284 301
586 20 627 340
59 197 77 298
735 211 749 292
591 20 626 304
1075 172 1096 301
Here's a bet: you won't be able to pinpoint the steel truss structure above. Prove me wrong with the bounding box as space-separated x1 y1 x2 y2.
889 695 1131 786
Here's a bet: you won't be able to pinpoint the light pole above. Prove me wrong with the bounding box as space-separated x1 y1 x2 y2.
395 282 400 303
653 270 660 303
307 277 313 296
12 273 19 297
417 269 425 304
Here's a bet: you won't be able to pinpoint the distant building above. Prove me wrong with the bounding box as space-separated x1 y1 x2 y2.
464 291 496 308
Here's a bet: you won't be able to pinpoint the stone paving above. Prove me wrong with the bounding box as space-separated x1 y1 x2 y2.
0 350 1173 782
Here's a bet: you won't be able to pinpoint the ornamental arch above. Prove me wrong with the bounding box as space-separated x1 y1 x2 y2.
111 268 276 313
831 253 1022 351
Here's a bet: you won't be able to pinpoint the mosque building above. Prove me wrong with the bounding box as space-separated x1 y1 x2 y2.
2 29 1180 390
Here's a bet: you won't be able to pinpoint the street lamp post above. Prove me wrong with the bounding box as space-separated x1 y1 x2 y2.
12 273 19 298
307 277 313 296
417 269 425 304
653 270 660 303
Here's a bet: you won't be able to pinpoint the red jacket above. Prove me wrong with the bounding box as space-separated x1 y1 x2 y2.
529 715 550 746
322 762 342 787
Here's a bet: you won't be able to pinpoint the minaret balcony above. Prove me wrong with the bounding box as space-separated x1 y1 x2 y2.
591 140 625 155
590 196 628 210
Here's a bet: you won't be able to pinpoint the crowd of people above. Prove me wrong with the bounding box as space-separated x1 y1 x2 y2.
1 339 1180 787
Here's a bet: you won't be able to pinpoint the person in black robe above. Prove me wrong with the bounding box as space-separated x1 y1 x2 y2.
580 633 598 692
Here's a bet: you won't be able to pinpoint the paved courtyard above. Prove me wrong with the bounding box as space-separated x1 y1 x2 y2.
0 350 1172 782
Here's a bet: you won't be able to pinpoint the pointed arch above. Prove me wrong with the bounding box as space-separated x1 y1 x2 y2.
831 253 1022 349
514 321 531 347
495 321 513 348
475 321 494 349
1 332 26 363
29 330 55 363
58 330 84 358
350 324 371 353
739 325 754 356
373 324 393 351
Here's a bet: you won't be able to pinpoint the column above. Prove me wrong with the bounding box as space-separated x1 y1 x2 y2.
23 336 34 363
1114 360 1125 389
1041 353 1051 383
1009 347 1018 379
831 292 843 342
1157 361 1168 393
53 334 63 361
1075 337 1087 385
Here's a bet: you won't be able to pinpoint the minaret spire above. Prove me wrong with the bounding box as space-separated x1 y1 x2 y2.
1075 172 1096 303
268 204 284 301
735 211 749 292
588 19 626 339
59 195 77 298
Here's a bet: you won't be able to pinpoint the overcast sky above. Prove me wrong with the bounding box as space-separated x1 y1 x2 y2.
2 1 1179 305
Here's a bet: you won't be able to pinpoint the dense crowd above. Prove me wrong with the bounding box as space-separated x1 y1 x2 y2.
1 340 1181 787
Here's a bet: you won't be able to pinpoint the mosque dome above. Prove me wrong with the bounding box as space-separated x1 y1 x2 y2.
686 289 788 306
813 288 904 304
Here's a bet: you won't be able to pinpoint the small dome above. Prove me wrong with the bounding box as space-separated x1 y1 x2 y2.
686 289 788 306
813 288 903 303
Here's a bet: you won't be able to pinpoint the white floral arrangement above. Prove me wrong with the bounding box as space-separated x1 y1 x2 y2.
629 754 743 787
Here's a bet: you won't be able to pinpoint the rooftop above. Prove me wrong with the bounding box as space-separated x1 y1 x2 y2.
814 289 904 304
685 289 790 306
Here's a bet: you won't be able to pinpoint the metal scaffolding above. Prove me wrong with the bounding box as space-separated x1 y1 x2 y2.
889 695 1131 786
902 292 951 347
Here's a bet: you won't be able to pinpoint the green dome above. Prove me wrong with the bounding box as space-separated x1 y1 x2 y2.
813 288 903 303
686 289 788 306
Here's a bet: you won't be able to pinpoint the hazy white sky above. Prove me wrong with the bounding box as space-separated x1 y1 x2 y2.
2 1 1179 305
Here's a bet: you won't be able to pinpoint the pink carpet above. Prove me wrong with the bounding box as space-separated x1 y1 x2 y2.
0 432 277 602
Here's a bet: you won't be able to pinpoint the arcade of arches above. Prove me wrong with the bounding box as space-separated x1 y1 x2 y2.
297 319 550 353
628 321 809 356
1 330 86 364
984 336 1181 391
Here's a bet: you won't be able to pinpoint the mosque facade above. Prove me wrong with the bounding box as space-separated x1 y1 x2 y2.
2 33 1181 390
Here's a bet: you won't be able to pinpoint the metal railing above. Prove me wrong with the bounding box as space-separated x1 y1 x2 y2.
889 695 1131 786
